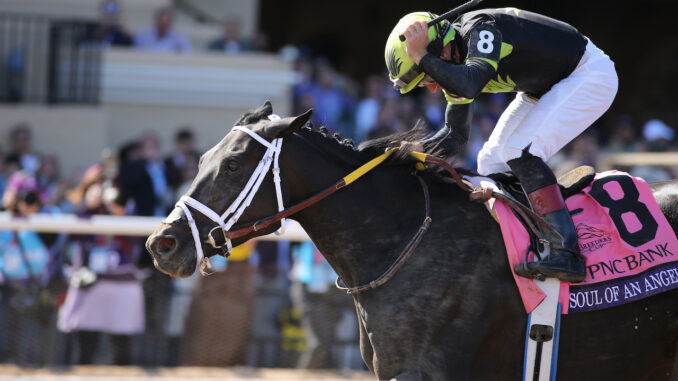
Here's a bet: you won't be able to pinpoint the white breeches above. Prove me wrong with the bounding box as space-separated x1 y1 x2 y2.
476 39 619 175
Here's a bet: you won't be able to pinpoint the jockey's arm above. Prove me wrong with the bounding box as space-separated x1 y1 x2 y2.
418 24 503 99
419 56 495 99
422 102 473 156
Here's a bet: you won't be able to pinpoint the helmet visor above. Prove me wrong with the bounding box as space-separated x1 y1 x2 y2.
391 65 435 93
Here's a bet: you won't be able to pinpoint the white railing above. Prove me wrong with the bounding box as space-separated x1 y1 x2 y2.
0 212 310 241
597 152 678 171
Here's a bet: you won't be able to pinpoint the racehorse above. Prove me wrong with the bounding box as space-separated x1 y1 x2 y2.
146 102 678 380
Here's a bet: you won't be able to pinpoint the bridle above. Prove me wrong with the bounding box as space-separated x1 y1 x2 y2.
171 113 402 276
174 114 286 273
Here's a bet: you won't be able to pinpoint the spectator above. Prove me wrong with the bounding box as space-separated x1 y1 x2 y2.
251 31 270 52
4 155 22 180
141 134 170 216
421 89 446 131
301 60 352 133
292 54 315 110
6 123 40 175
117 134 169 217
180 242 257 366
354 75 386 142
395 96 420 133
641 118 674 152
208 16 253 54
174 153 199 199
0 151 17 204
552 132 602 178
0 183 65 364
366 98 407 140
629 119 674 182
164 128 200 197
36 154 64 208
606 114 639 153
134 8 192 53
465 113 499 170
484 93 511 119
6 47 24 102
57 164 145 365
2 170 39 212
94 0 133 47
114 137 173 365
289 241 355 369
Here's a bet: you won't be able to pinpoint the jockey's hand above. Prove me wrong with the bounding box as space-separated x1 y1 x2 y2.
403 21 429 65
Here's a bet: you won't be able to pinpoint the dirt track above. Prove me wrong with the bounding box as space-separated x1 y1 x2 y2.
0 365 373 380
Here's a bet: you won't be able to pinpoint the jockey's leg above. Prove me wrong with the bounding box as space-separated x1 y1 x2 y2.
508 149 586 282
477 40 618 176
476 40 617 282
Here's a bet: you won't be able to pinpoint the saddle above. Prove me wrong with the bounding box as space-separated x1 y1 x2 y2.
476 165 597 270
489 165 596 206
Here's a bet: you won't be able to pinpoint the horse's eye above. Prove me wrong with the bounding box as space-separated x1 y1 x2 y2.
226 160 240 172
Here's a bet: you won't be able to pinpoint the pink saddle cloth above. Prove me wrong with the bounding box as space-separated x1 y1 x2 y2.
496 171 678 314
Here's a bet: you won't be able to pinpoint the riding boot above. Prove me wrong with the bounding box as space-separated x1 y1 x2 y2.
508 150 586 283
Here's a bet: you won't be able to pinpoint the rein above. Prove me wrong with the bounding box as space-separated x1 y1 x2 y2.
412 153 553 243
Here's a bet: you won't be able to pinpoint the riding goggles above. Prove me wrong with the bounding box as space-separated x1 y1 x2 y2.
390 67 436 92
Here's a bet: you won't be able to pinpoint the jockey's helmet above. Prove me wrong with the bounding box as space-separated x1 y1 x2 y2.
384 12 456 94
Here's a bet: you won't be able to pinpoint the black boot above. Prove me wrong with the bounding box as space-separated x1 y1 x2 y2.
508 151 586 283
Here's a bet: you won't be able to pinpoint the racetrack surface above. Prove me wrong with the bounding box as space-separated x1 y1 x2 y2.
0 365 373 380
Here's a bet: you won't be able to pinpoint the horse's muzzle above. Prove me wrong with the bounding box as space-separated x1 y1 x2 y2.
146 226 196 277
149 234 178 256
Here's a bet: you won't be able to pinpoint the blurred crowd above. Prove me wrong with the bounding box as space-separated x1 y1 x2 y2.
94 0 267 54
0 0 677 372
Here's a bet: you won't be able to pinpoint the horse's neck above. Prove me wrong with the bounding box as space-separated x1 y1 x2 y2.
283 135 427 288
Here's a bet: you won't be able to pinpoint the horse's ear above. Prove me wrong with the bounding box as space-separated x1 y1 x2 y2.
259 100 273 115
235 100 274 126
262 109 312 138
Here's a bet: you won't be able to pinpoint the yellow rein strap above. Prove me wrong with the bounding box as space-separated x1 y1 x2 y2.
342 149 431 186
342 148 399 185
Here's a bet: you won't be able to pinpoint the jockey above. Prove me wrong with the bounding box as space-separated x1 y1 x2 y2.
385 8 618 282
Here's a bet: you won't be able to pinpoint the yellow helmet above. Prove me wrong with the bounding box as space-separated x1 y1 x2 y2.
385 12 456 94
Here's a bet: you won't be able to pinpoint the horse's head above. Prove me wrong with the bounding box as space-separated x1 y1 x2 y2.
146 101 311 277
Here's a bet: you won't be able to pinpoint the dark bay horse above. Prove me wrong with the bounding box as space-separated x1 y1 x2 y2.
146 102 678 380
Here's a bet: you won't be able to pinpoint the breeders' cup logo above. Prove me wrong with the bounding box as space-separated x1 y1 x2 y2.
577 223 612 253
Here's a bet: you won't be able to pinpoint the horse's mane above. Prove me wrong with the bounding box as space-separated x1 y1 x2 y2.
299 123 358 151
238 105 471 177
298 121 448 166
357 122 446 162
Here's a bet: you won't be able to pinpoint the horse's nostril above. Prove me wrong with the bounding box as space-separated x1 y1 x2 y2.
156 236 178 254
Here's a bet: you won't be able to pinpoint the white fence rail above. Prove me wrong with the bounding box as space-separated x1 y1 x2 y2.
597 152 678 171
0 213 310 241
